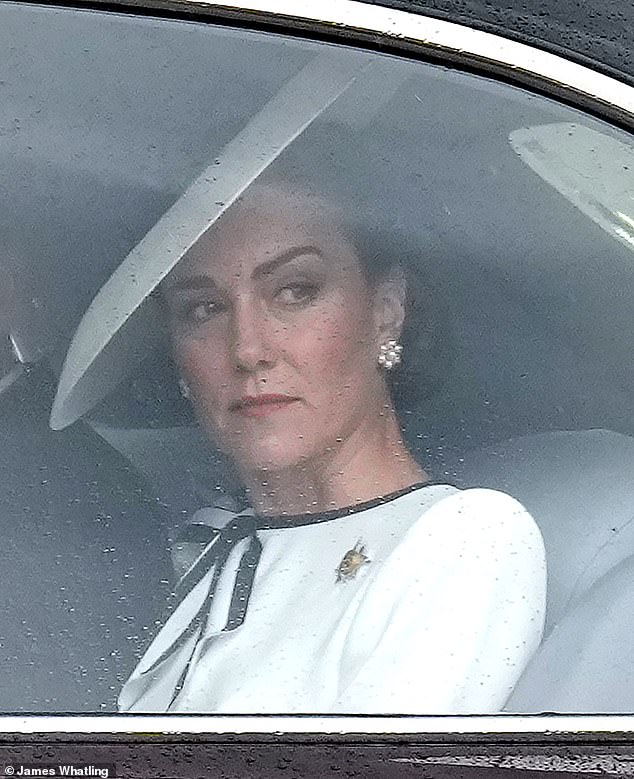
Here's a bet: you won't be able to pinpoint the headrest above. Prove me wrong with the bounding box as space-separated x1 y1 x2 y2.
448 429 634 634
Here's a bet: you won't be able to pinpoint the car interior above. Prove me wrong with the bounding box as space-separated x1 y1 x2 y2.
1 2 634 712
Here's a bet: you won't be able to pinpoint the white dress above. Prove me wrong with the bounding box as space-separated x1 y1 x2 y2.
119 483 546 714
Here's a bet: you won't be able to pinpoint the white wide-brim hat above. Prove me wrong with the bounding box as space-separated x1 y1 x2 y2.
50 52 381 430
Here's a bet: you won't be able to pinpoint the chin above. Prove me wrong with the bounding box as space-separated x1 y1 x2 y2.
227 435 314 475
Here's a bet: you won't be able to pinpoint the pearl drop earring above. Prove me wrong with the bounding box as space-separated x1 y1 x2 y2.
377 338 403 370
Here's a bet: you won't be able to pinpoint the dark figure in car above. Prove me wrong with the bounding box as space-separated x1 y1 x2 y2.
0 265 171 712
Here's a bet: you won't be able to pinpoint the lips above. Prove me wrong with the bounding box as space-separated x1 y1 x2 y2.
230 394 300 418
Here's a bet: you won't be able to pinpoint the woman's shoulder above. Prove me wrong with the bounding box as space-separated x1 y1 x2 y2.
357 485 546 629
392 485 546 572
416 484 542 532
372 482 541 540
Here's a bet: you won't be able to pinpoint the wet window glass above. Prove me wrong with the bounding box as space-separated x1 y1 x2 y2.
1 2 633 715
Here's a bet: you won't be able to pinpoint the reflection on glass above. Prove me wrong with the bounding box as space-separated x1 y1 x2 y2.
2 1 634 717
510 123 634 252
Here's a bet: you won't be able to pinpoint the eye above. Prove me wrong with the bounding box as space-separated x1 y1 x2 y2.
184 300 220 323
275 282 320 306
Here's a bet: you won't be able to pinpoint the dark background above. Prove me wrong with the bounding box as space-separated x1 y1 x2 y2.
365 0 634 85
3 734 634 778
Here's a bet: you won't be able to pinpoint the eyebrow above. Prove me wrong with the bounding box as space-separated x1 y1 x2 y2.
164 245 323 293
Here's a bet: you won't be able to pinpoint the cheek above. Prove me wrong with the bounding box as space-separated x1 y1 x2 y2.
290 303 376 381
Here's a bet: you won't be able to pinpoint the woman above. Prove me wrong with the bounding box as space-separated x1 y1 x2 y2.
117 180 546 714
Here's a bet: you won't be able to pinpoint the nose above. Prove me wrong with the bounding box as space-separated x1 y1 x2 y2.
229 297 276 373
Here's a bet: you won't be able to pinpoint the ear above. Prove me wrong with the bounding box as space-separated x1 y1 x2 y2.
371 265 406 345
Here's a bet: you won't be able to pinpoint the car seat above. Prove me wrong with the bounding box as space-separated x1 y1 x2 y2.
448 428 634 711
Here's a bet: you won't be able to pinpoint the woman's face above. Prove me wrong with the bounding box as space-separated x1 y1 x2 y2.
162 185 403 476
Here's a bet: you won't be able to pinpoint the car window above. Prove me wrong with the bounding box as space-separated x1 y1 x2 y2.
1 1 633 717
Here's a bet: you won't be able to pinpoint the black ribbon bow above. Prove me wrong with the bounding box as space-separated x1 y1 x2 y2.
140 512 262 708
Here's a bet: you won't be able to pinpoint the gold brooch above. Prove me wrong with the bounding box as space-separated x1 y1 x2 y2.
336 540 370 583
